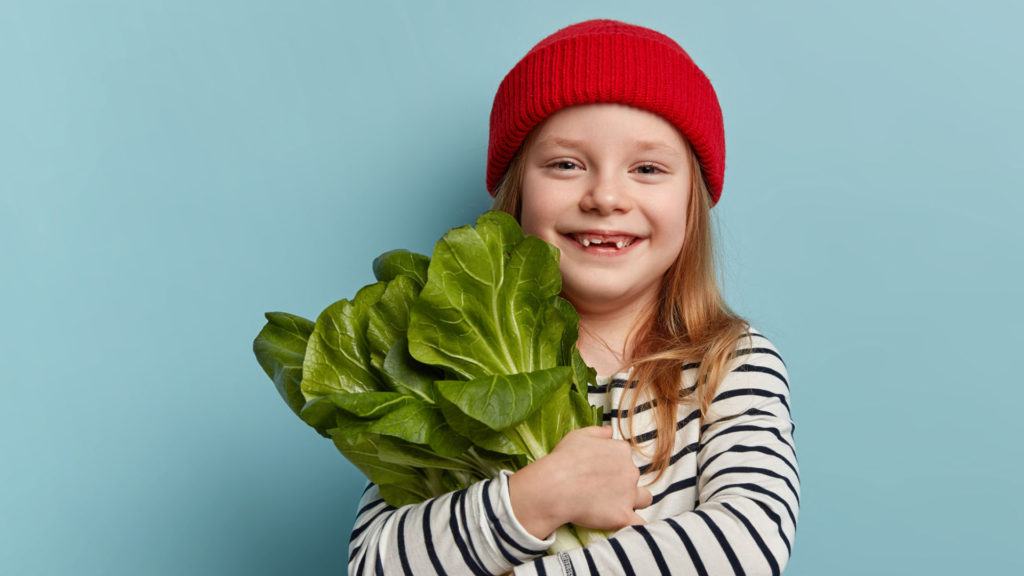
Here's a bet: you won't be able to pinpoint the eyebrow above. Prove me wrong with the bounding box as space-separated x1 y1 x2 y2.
633 140 682 154
531 136 586 151
533 136 683 155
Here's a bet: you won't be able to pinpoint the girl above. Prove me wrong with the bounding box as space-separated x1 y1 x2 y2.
349 19 798 575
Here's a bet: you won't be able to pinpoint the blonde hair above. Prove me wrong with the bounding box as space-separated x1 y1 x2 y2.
492 138 750 479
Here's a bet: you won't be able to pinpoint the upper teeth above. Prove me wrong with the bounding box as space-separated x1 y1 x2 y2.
577 235 632 248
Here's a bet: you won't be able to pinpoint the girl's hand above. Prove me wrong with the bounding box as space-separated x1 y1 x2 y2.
508 426 652 539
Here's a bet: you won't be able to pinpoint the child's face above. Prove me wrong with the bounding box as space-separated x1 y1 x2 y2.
520 103 692 317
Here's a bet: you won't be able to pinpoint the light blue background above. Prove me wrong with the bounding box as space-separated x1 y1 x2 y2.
3 1 1022 574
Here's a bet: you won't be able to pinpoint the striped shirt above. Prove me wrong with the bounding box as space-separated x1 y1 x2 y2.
348 330 799 575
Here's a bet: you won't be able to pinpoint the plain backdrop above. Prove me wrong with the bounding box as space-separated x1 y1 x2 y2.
2 1 1022 574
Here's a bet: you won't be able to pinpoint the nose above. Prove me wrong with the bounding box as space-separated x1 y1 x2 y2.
579 171 632 215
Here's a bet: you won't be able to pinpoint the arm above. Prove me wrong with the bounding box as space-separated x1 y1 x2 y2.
517 334 799 575
348 473 556 575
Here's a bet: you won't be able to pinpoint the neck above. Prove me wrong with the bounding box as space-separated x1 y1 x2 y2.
572 296 655 378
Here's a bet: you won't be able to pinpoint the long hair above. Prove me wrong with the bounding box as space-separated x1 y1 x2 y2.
493 138 750 479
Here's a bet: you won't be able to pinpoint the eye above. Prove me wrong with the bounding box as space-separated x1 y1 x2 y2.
548 159 581 171
633 163 665 175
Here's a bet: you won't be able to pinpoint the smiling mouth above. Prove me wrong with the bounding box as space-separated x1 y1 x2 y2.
570 232 638 249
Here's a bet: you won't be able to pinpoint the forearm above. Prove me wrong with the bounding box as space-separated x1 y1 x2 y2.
518 497 795 576
349 473 555 575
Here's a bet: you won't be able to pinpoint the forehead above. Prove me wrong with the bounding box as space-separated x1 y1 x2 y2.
528 103 691 154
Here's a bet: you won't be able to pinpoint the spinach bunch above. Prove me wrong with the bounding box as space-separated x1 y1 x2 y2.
254 211 604 550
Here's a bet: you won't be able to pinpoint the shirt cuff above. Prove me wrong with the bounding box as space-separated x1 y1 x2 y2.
493 469 556 553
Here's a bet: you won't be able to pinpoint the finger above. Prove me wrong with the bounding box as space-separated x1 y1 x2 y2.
628 511 647 526
634 487 653 510
581 425 614 438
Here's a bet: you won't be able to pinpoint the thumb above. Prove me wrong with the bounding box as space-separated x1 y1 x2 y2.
627 511 647 526
634 487 653 510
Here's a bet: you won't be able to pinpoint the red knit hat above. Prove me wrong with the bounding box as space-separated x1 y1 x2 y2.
487 19 726 205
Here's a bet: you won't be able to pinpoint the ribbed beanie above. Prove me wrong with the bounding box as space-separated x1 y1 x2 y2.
487 19 726 205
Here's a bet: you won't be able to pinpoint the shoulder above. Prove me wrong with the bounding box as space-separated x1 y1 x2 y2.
730 328 788 384
709 327 792 417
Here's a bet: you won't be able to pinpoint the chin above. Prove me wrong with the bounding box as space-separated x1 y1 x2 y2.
561 283 649 315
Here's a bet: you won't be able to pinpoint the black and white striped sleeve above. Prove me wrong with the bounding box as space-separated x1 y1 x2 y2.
518 336 800 575
348 471 555 575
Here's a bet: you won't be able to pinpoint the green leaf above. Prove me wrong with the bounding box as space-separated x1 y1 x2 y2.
568 347 601 427
369 400 440 445
332 391 472 460
298 396 339 436
330 416 466 507
328 391 412 419
436 367 572 431
372 249 430 285
382 338 439 403
512 375 579 460
437 393 524 456
378 483 427 508
408 211 565 380
366 275 421 379
423 419 474 459
571 385 603 428
501 235 566 369
302 282 387 399
374 436 475 472
368 398 477 459
330 419 423 492
253 312 315 416
475 210 523 259
553 297 581 367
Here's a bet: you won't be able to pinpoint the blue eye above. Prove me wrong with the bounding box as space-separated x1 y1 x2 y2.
553 161 579 170
635 163 663 175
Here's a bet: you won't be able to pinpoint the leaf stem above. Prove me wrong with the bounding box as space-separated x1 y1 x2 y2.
546 524 611 554
513 426 548 462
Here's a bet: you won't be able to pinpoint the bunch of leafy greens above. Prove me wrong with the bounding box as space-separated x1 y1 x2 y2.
254 211 607 551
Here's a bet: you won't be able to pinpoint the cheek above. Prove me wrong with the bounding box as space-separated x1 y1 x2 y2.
518 199 541 238
518 180 557 239
651 192 690 255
